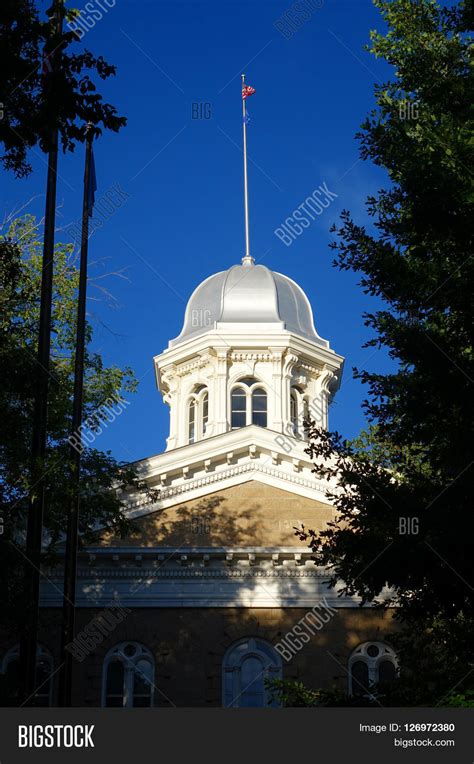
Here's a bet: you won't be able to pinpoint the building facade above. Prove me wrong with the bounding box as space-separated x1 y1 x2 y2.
3 256 397 706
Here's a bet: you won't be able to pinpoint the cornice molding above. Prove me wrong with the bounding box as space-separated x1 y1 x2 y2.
156 461 326 504
154 331 344 373
230 351 273 362
40 549 394 609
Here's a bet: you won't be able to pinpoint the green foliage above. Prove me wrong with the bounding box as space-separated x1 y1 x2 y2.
266 679 357 707
443 691 474 707
0 0 126 177
298 0 473 705
300 0 473 617
0 215 152 623
384 612 474 705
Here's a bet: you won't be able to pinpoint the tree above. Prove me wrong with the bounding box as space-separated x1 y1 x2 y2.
0 0 125 177
0 215 153 625
269 611 474 706
297 0 473 702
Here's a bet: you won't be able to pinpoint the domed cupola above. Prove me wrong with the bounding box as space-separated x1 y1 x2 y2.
169 256 328 349
154 256 344 452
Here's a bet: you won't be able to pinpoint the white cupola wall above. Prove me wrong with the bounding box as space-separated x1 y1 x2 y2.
154 258 344 453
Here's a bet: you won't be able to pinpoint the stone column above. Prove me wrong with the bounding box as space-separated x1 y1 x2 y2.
160 365 178 450
281 352 299 436
269 347 285 433
214 349 229 434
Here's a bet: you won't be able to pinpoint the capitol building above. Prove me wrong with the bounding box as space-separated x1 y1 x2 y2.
10 254 396 707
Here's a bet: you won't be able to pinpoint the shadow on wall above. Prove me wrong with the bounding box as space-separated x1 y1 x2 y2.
128 495 265 547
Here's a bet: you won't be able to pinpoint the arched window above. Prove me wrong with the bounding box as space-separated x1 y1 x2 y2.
289 386 309 438
348 642 398 697
303 396 310 422
231 387 247 429
290 390 298 435
251 388 267 427
202 391 208 434
188 398 196 444
222 637 282 708
230 378 268 430
187 386 209 443
302 396 311 437
2 644 53 706
103 642 154 708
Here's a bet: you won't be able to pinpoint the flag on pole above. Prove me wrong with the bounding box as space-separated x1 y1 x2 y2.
242 84 256 100
87 147 97 216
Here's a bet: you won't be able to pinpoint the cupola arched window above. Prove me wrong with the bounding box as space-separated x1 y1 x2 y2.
251 388 267 427
290 390 298 435
102 642 154 708
288 387 315 440
289 386 310 438
188 399 196 444
187 385 209 444
2 644 53 706
303 396 310 424
348 642 398 697
231 387 246 429
202 391 209 434
231 378 268 430
222 637 282 707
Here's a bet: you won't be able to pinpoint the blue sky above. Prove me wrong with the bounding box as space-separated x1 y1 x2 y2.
3 0 398 462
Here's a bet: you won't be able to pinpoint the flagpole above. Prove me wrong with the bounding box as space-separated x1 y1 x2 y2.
241 73 252 263
21 0 64 706
58 126 94 707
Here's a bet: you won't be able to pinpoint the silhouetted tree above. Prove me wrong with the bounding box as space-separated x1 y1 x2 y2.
0 0 125 177
297 0 473 704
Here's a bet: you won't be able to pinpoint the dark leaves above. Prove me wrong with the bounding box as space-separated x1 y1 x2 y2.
0 1 126 176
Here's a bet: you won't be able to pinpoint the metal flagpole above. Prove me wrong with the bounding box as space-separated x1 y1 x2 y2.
21 0 64 706
58 127 94 706
241 73 252 263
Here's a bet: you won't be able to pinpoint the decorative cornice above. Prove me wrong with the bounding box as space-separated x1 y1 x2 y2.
297 361 322 378
230 351 273 362
158 461 325 500
73 567 326 580
40 567 389 609
155 332 344 373
41 547 395 609
126 460 328 512
175 355 210 377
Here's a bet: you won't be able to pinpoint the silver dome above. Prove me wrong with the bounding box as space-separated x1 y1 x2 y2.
169 257 328 348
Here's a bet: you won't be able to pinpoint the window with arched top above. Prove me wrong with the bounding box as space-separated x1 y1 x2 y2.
2 644 53 706
230 378 268 430
303 396 310 422
231 387 246 429
348 641 398 697
202 391 208 434
187 386 210 444
222 637 282 708
188 398 196 444
103 642 154 708
302 395 312 437
251 388 267 427
238 376 258 386
290 390 298 435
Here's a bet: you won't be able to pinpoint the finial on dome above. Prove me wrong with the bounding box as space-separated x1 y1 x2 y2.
241 255 255 266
